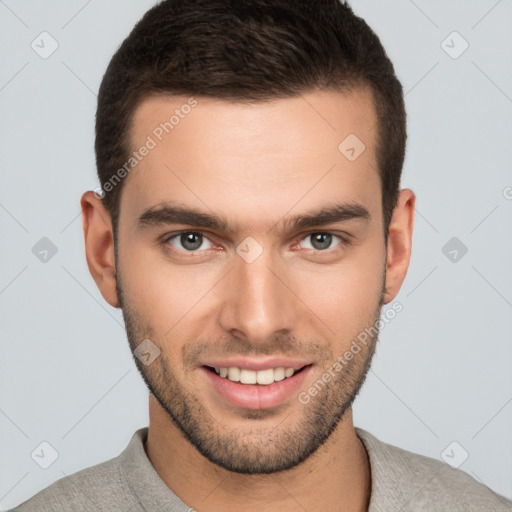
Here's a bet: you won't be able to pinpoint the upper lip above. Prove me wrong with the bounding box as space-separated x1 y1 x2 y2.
201 357 313 372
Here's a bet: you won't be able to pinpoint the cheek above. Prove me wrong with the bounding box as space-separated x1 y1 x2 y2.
290 242 385 338
118 239 220 334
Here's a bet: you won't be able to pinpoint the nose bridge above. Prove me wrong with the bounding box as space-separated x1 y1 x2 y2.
218 245 295 342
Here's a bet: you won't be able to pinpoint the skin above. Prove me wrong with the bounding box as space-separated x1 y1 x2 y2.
81 87 415 512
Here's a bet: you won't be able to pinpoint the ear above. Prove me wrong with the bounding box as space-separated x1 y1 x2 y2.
383 188 415 304
80 191 119 308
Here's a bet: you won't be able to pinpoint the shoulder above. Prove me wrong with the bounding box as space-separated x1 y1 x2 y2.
9 434 144 512
356 428 512 512
9 457 140 512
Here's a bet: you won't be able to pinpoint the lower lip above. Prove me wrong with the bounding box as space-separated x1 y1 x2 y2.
201 366 312 410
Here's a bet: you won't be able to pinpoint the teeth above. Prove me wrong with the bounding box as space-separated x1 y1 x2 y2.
213 366 297 385
240 369 257 384
256 368 274 385
228 367 240 382
273 367 285 381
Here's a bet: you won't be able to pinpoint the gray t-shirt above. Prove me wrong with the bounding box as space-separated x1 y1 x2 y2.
10 427 512 511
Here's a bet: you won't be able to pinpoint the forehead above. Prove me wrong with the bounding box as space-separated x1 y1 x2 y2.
130 87 377 157
122 88 380 228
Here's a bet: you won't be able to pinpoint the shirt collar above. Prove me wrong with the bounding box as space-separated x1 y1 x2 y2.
119 427 191 511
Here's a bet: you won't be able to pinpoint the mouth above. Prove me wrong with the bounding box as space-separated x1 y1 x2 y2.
203 364 311 385
201 364 313 410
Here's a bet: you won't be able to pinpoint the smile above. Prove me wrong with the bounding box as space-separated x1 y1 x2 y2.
202 364 312 410
211 366 298 385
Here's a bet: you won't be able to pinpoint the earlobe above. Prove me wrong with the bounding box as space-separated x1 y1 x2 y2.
383 189 415 304
80 191 120 308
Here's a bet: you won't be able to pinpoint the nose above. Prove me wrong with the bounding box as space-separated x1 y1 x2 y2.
217 247 297 344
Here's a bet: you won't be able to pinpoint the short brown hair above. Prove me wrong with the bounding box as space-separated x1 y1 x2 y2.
95 0 406 237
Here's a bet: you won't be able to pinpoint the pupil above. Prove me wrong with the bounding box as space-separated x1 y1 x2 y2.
181 232 202 250
312 233 331 250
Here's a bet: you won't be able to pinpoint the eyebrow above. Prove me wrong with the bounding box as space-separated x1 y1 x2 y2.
137 201 371 235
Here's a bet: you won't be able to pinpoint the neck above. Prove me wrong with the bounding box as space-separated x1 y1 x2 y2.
145 395 371 512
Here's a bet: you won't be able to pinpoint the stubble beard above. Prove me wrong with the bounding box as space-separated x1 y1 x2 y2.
116 268 385 474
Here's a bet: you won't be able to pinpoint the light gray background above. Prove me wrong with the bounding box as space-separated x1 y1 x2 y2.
1 0 511 509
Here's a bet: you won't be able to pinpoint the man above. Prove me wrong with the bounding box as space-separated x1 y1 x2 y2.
12 0 511 510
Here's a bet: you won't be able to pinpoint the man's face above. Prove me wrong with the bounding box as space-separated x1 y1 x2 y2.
116 88 387 473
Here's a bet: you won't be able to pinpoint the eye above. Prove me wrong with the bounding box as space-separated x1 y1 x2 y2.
166 232 214 252
298 232 344 251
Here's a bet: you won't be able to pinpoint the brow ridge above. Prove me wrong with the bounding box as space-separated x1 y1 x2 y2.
137 201 371 235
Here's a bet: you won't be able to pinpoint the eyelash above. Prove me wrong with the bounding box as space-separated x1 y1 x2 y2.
161 230 351 256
